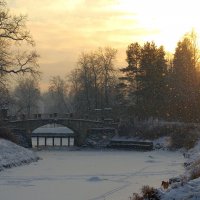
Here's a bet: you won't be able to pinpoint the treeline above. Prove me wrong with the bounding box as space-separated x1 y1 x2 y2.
4 30 200 123
119 31 200 122
5 47 118 118
66 30 200 122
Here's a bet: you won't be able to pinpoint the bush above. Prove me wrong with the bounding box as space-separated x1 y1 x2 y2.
137 125 174 140
141 185 160 200
129 185 160 200
130 193 144 200
138 123 199 150
170 125 199 150
0 127 17 143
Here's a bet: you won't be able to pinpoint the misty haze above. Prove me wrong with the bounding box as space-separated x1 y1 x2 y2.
1 0 200 200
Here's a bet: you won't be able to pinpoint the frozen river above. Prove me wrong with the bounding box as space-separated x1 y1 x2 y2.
0 149 185 200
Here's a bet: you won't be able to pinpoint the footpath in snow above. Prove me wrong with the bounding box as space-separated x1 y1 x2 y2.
0 139 39 171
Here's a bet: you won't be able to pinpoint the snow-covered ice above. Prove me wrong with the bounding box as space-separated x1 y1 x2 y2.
0 149 185 200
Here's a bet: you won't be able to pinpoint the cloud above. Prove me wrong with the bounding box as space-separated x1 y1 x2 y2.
8 0 142 71
6 0 164 90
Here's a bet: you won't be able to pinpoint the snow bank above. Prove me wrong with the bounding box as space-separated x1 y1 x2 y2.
0 139 39 171
161 177 200 200
160 140 200 199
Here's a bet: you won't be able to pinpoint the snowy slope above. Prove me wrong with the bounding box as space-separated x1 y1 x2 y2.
161 177 200 200
0 139 39 171
160 141 200 200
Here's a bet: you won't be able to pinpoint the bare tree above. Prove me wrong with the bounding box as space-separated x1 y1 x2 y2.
0 0 39 86
43 76 71 114
97 47 117 107
77 53 92 111
69 47 117 117
12 77 40 117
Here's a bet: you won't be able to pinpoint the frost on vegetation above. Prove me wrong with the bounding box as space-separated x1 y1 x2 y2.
129 137 200 200
158 140 200 200
0 139 39 171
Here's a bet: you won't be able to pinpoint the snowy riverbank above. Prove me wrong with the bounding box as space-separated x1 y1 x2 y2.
0 139 39 171
1 136 200 200
159 141 200 200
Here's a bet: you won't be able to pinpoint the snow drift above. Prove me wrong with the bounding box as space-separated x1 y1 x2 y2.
159 140 200 200
0 139 39 171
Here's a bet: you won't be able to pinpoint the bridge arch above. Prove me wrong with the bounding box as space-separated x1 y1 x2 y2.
32 124 75 147
9 118 109 146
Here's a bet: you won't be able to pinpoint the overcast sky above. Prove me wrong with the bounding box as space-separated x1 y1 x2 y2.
7 0 200 90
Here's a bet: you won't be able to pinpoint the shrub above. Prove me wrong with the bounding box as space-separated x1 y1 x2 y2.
0 127 17 143
137 125 174 140
141 185 160 200
170 125 199 150
129 185 160 200
129 193 143 200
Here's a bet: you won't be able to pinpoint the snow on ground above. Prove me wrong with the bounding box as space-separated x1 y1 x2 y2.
2 135 198 200
161 177 200 200
159 140 200 200
0 150 184 200
33 126 74 134
0 139 39 171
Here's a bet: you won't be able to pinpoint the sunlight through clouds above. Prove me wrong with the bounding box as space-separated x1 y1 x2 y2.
6 0 200 90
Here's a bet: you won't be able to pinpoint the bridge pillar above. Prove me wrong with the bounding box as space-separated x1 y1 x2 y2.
60 137 62 146
36 136 39 148
68 137 70 146
45 137 47 146
52 137 55 146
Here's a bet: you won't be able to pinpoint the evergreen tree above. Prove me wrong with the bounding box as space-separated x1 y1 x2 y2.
171 32 199 121
121 42 167 119
120 43 142 116
138 42 167 118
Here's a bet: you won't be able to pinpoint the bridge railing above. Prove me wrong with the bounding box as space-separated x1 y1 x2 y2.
8 113 119 128
9 113 74 121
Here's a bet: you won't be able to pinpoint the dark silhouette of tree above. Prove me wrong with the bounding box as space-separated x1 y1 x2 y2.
0 0 39 123
139 42 167 118
0 0 39 86
121 42 167 119
170 31 200 121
